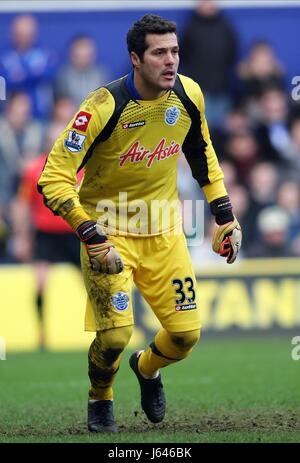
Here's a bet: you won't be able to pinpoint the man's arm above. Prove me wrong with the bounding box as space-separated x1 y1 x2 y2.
37 93 105 228
209 195 242 264
196 89 242 264
37 88 124 274
195 86 242 263
178 75 242 263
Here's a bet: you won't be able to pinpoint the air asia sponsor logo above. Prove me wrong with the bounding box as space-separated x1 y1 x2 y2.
122 121 145 129
175 303 197 311
72 111 92 131
111 292 129 311
165 106 180 126
119 138 180 168
64 130 86 152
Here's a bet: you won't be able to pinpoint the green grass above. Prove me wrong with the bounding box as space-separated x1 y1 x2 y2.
0 334 299 443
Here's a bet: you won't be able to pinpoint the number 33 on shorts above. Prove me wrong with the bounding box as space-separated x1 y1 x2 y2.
172 277 197 312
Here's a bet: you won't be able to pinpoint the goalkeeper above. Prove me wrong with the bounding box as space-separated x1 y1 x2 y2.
38 14 241 433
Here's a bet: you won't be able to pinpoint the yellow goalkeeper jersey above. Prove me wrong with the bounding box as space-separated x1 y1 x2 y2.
38 73 227 235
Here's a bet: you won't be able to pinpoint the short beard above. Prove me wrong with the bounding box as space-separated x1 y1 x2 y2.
142 71 173 93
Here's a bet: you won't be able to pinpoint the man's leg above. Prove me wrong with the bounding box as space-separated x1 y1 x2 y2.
138 327 200 377
81 238 136 432
88 325 133 400
129 328 200 423
130 233 201 423
88 325 133 432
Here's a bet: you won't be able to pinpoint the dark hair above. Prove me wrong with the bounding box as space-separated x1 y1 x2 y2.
127 14 177 61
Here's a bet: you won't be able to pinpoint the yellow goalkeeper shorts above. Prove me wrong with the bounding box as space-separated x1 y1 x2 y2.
81 232 201 333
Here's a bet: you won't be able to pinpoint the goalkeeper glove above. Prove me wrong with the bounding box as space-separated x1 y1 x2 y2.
77 221 124 274
210 196 242 264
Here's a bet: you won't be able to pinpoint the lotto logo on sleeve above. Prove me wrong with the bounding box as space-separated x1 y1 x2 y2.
72 111 92 131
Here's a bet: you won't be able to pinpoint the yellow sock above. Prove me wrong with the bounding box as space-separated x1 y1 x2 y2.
138 328 200 378
88 325 133 400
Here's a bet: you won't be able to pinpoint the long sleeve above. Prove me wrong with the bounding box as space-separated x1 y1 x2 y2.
38 87 115 229
178 74 228 203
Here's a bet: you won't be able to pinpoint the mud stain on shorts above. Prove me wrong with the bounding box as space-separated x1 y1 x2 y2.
86 271 113 326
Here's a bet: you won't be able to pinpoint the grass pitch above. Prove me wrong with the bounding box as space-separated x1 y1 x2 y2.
0 334 299 443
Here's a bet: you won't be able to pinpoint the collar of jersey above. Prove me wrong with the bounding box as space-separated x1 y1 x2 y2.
126 70 143 100
126 70 172 105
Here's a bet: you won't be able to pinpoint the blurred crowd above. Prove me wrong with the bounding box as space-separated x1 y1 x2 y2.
0 14 111 265
179 0 300 261
0 2 299 266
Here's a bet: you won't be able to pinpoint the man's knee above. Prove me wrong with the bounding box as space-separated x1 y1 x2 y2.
170 328 201 355
88 326 133 392
95 325 133 358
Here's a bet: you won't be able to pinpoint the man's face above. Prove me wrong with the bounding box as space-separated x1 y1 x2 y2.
132 33 179 94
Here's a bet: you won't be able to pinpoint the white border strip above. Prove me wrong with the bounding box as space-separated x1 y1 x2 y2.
0 0 300 13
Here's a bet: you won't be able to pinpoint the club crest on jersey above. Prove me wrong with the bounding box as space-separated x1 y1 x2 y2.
165 106 180 126
72 111 92 131
64 130 86 152
111 292 129 311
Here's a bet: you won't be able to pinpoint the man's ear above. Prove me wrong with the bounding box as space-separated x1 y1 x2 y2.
130 51 140 69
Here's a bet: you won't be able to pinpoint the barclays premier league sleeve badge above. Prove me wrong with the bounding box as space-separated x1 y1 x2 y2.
64 130 86 152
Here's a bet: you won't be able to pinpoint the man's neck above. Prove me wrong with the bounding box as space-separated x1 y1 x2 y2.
133 71 168 100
